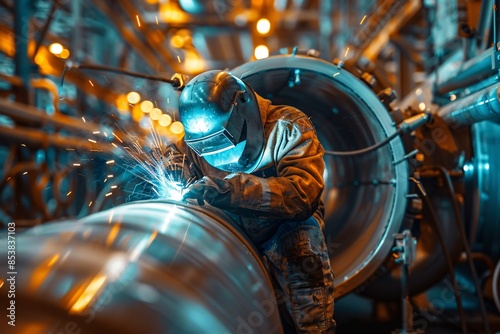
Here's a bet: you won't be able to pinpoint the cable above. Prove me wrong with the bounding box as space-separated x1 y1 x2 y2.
32 0 60 61
422 166 491 334
494 259 500 314
413 177 469 334
73 64 178 84
324 112 430 157
59 63 70 98
324 128 403 156
58 62 181 99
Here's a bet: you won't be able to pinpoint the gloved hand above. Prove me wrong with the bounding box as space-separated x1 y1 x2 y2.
182 176 233 208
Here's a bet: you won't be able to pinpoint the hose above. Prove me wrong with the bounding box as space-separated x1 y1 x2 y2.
324 113 429 157
494 259 500 314
422 166 491 334
413 178 469 334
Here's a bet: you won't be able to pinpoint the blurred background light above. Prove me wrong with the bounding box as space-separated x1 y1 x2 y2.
127 91 141 104
254 45 269 59
150 107 162 121
140 100 154 113
48 42 63 55
170 121 184 135
256 18 271 35
158 114 172 127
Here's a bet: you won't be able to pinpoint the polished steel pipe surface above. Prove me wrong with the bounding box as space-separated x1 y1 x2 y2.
0 200 283 334
438 83 500 126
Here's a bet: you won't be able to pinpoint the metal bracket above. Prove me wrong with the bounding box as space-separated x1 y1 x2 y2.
392 229 422 334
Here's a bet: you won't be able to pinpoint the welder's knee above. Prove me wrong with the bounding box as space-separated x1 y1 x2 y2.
287 253 325 288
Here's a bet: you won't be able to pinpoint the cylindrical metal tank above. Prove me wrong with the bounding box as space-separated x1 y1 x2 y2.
0 200 284 334
231 55 410 297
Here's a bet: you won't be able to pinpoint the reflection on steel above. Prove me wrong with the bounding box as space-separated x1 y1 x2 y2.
437 83 500 126
231 54 409 297
0 200 283 334
466 121 500 260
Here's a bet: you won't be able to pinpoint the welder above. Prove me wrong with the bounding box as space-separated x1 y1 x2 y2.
175 70 335 333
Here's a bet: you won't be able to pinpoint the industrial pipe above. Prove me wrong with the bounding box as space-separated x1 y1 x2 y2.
0 200 284 334
435 47 497 96
437 83 500 126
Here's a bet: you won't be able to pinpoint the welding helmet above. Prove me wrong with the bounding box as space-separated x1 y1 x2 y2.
179 70 264 173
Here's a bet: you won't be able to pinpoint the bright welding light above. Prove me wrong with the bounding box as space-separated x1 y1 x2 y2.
169 187 183 200
156 179 184 200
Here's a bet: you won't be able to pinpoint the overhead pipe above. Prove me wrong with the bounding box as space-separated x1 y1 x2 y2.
435 47 497 95
476 0 493 52
437 82 500 126
0 98 132 145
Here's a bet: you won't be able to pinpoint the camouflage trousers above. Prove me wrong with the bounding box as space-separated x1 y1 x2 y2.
259 217 336 334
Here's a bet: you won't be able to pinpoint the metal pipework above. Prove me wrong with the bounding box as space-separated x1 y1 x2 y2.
435 47 497 96
437 83 500 126
0 200 283 334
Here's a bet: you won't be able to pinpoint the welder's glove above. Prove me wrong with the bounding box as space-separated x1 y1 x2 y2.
182 176 233 208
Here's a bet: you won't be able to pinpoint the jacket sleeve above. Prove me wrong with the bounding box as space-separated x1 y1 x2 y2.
220 114 325 221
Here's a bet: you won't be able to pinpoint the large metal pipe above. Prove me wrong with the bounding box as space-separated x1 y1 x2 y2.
0 200 283 333
437 83 500 126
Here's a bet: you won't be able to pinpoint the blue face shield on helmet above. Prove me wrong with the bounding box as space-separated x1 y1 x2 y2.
178 70 265 173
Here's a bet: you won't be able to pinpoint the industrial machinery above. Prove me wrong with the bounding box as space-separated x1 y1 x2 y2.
1 0 500 333
2 50 499 332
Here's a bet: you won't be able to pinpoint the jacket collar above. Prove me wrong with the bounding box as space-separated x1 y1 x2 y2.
255 93 271 126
